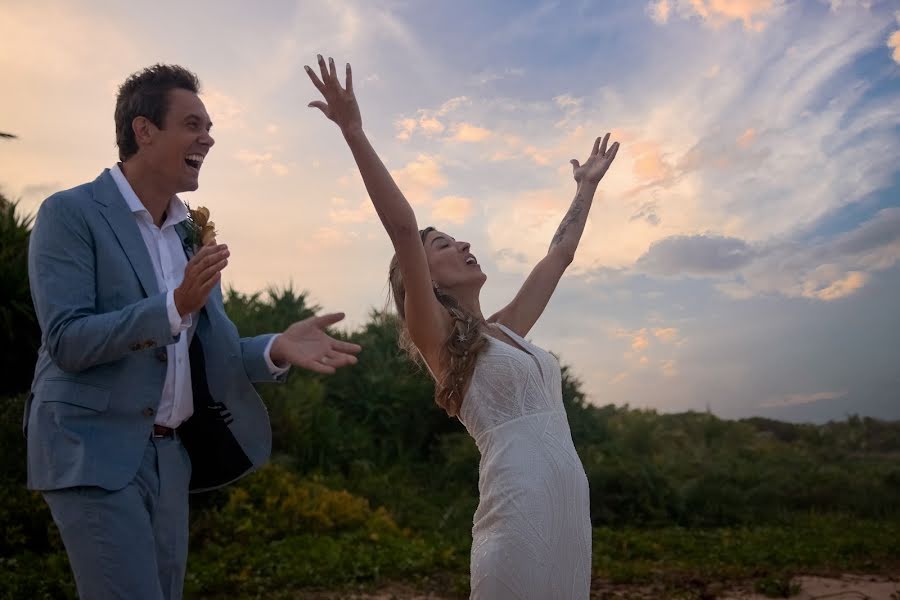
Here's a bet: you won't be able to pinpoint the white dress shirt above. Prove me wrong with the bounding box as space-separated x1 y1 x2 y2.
110 164 287 428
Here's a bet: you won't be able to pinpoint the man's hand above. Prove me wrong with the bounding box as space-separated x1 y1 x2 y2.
270 313 362 374
174 244 229 317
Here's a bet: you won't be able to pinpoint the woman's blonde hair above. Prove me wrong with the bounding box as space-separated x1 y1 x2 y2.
387 227 487 416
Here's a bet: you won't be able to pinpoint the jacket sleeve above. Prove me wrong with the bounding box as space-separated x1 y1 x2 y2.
239 333 288 383
28 193 174 373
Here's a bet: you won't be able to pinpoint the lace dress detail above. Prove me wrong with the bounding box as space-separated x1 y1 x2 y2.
457 323 591 599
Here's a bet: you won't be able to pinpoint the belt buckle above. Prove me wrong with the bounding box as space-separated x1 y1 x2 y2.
152 425 175 439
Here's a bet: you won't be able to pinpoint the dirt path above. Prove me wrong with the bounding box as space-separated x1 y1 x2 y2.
723 574 900 600
299 574 899 599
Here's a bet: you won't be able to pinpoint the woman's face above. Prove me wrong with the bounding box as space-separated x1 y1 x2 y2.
423 229 487 291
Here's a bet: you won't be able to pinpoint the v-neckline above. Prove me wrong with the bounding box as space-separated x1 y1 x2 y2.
484 323 545 381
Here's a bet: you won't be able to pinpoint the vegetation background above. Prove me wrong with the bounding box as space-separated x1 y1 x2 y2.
1 191 898 599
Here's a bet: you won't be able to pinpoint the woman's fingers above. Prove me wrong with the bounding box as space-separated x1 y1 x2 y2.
328 56 338 82
345 63 353 94
304 66 327 95
606 141 620 162
317 54 330 84
308 101 329 117
599 132 610 156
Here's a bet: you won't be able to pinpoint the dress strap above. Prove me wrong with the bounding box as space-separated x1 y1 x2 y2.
494 322 524 343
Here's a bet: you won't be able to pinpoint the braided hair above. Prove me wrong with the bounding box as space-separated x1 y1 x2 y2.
387 227 488 416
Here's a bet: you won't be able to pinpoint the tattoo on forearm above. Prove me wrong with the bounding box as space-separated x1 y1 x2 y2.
550 190 587 249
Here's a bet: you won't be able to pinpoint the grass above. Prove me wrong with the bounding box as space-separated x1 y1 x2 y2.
181 514 900 599
3 511 898 599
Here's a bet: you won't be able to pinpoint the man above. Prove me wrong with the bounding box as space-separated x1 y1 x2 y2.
25 64 361 600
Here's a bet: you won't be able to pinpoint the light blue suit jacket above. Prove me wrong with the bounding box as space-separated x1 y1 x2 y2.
26 169 278 492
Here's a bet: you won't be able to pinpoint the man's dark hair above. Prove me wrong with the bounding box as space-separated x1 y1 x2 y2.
114 64 201 161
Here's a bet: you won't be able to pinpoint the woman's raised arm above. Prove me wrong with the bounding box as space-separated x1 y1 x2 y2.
490 133 619 336
305 56 451 366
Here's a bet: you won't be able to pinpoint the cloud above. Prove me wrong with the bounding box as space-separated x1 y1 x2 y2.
637 234 757 276
201 89 245 130
610 371 630 385
234 150 289 176
553 94 583 111
631 141 675 183
660 359 678 377
889 29 900 64
19 182 61 201
450 123 493 142
801 268 869 301
470 67 525 85
431 195 474 224
389 154 447 205
648 0 783 31
628 330 650 352
312 226 360 247
736 128 756 148
610 325 682 382
419 117 445 135
760 390 847 408
394 97 470 140
833 207 900 259
653 328 680 343
728 208 900 301
328 197 375 224
827 0 873 11
648 0 672 23
635 208 900 301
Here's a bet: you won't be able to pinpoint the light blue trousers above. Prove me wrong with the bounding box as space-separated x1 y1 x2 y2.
43 436 192 600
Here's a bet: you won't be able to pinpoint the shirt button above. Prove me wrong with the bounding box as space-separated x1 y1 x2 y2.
142 407 156 417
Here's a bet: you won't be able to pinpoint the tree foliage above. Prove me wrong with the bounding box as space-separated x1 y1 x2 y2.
0 195 39 396
1 214 899 597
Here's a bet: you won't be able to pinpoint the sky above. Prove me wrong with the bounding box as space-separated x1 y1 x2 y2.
2 0 899 423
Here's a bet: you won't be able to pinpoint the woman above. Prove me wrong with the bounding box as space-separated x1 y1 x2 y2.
306 55 618 599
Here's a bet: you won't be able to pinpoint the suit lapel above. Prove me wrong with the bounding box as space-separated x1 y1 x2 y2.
93 170 159 298
175 221 196 260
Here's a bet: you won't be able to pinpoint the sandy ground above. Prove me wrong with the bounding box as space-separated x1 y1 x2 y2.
723 574 900 600
301 574 900 599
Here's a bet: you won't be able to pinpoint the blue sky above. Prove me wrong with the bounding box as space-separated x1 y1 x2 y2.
2 0 898 422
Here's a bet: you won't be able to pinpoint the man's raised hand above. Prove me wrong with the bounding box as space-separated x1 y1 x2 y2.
174 244 229 317
269 312 362 374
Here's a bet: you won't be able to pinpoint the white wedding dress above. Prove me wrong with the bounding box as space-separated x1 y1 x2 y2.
457 323 591 599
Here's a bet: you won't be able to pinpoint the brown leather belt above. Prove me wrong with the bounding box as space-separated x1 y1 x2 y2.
152 424 176 438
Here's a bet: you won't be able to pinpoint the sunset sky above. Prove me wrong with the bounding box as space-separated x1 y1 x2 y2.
2 0 899 422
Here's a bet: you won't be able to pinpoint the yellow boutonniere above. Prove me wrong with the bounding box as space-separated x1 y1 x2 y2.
186 205 217 247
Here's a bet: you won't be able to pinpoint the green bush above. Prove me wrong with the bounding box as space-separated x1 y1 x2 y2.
0 195 40 397
3 270 900 596
185 464 457 596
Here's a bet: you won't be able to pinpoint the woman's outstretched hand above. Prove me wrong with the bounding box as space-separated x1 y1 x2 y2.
305 55 362 135
571 132 619 185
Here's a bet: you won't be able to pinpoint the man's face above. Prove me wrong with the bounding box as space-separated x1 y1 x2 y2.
145 88 215 193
